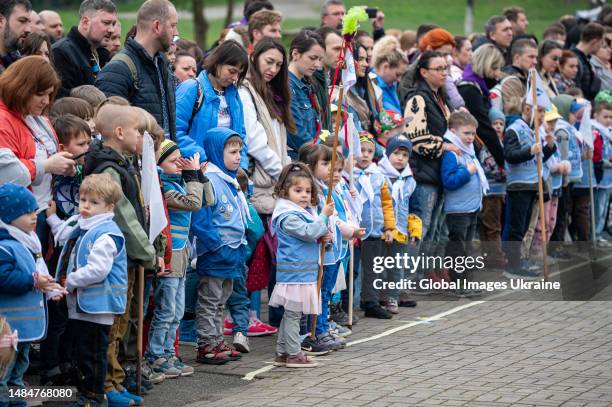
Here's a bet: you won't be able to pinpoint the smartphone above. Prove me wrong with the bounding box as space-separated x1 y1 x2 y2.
365 7 378 18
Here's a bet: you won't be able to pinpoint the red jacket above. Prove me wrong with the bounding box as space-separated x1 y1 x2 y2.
0 100 57 184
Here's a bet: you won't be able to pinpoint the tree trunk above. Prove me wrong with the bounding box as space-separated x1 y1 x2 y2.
464 0 474 36
193 0 208 49
224 0 235 29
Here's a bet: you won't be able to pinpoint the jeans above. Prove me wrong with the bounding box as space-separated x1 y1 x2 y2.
68 319 110 404
146 276 185 359
0 342 29 407
227 267 250 335
445 213 478 283
595 187 611 240
411 184 443 278
315 263 339 336
504 190 536 270
196 276 233 347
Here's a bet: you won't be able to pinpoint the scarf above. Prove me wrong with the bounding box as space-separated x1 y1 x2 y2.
270 198 318 236
78 212 115 231
443 130 490 194
352 163 381 206
0 219 48 277
206 163 251 223
377 155 414 204
461 64 490 98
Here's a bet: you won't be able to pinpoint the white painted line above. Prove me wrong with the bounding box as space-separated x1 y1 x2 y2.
242 364 275 381
346 301 485 347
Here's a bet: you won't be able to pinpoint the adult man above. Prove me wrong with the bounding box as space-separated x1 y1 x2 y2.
248 9 281 48
52 0 117 97
96 0 178 141
572 22 604 100
475 16 513 63
29 10 43 33
504 6 529 36
314 26 343 131
502 38 538 87
320 0 344 30
0 0 31 71
105 20 121 56
39 9 63 42
543 23 566 46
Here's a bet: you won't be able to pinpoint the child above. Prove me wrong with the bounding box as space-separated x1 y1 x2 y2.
442 112 489 296
377 134 422 309
84 104 155 407
503 100 557 279
48 174 127 406
70 84 107 111
145 140 205 377
478 108 508 268
353 133 396 318
591 101 612 247
269 163 334 368
49 97 96 137
0 184 65 404
191 128 248 365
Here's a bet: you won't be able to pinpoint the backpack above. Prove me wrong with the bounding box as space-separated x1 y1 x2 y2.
186 78 204 134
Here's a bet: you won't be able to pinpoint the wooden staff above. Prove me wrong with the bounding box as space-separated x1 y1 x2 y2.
347 137 355 330
136 265 144 394
311 84 345 338
531 71 549 281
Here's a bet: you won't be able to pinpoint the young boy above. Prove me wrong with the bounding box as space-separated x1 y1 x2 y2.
0 184 65 405
442 112 489 296
591 101 612 247
503 100 557 279
47 174 127 406
145 140 204 377
192 128 248 365
84 104 156 406
377 134 421 310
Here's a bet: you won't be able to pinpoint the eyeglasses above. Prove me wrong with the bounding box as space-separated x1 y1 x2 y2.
425 65 448 72
325 12 345 17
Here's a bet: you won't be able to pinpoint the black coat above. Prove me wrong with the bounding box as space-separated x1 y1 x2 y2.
95 37 177 141
52 27 111 98
571 47 602 101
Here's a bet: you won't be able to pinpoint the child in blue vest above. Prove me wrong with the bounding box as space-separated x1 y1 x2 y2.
269 163 334 368
442 112 489 296
47 174 128 406
503 100 557 279
591 101 612 247
352 133 396 319
378 134 422 310
146 140 206 378
0 184 65 407
191 128 248 365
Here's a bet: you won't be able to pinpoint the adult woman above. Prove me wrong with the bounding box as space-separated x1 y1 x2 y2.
21 32 53 64
0 56 75 249
451 36 472 81
239 38 294 215
538 40 563 98
591 34 612 91
555 50 580 93
287 29 324 159
176 40 249 167
370 36 408 112
457 43 506 166
173 51 197 85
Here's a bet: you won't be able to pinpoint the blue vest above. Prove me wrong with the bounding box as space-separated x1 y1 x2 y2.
274 212 320 284
318 186 347 264
63 221 128 315
161 175 191 250
601 136 612 188
557 120 584 182
0 239 47 342
443 153 483 214
355 171 386 239
548 147 563 191
207 173 246 251
506 119 541 186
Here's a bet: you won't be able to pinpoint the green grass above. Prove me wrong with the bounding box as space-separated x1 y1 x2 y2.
58 0 590 48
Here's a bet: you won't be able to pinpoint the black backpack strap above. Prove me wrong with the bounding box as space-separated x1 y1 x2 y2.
186 78 204 134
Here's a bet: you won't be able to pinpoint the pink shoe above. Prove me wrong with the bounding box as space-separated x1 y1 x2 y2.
255 319 278 335
246 318 277 337
223 318 234 336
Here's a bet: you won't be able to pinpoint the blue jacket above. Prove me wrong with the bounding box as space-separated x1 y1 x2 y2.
288 72 317 159
161 174 191 250
0 229 47 342
441 152 482 214
373 73 401 112
175 70 248 168
355 170 388 238
274 211 321 284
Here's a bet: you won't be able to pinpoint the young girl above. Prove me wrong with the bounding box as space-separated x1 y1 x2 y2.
269 163 333 368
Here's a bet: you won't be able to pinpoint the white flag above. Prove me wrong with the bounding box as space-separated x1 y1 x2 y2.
579 102 594 149
341 112 361 158
141 131 168 243
342 48 356 92
525 69 552 110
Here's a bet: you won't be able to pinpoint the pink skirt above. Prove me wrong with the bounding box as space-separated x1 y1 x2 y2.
269 283 320 315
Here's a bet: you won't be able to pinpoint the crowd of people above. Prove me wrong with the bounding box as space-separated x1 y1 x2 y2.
1 0 612 405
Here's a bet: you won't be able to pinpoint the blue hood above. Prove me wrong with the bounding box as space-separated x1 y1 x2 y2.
204 127 241 177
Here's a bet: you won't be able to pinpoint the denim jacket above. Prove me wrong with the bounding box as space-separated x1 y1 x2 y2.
288 72 317 159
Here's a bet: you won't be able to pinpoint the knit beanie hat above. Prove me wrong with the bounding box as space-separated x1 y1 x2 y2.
386 134 412 156
158 139 180 165
0 183 38 224
488 107 505 125
359 131 375 145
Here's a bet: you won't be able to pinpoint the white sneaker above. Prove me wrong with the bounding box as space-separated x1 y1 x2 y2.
597 239 612 248
233 332 250 353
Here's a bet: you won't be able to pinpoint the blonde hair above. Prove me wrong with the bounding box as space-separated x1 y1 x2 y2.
372 35 407 69
500 76 525 115
80 173 123 205
134 107 164 151
471 43 505 78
